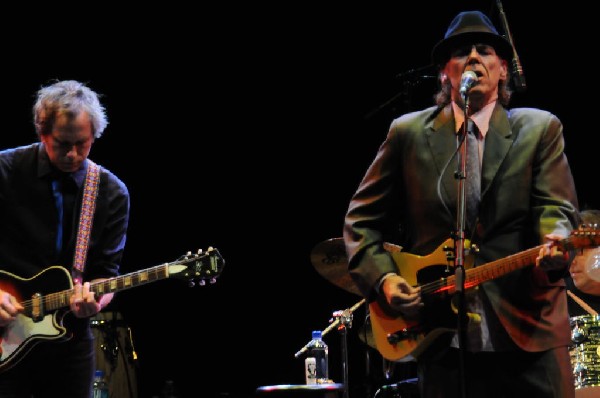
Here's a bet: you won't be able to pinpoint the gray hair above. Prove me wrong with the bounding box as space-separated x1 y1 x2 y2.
33 80 108 138
433 75 513 108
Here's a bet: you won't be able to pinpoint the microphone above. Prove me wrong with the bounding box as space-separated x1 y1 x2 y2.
378 378 419 393
459 71 478 98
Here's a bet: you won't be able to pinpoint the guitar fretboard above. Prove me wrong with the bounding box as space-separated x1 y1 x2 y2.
446 246 541 293
40 264 170 312
423 231 600 297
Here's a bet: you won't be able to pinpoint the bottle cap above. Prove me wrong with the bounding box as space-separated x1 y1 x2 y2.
312 330 322 339
95 369 105 378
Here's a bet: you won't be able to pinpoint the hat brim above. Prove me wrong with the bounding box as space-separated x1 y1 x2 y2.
431 32 514 65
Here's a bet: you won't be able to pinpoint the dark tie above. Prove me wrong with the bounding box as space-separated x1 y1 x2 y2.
51 179 63 254
465 120 481 228
51 174 77 257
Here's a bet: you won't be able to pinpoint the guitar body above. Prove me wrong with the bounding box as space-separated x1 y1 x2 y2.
370 239 474 361
0 266 73 372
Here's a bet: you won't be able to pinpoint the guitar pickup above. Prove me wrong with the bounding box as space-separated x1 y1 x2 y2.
30 293 45 322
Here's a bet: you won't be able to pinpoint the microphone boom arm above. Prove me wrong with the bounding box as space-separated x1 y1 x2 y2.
495 0 526 92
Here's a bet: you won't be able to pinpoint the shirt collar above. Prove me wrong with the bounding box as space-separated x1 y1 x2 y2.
451 100 496 138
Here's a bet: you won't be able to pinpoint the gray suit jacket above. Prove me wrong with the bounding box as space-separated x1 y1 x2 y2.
344 102 578 352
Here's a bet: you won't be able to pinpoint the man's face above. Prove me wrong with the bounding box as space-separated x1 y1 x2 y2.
570 247 600 292
442 43 508 107
41 111 95 173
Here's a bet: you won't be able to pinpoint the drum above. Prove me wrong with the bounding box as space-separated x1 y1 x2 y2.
570 315 600 396
91 311 139 398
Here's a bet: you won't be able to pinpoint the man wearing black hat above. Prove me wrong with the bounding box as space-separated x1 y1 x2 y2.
344 10 578 398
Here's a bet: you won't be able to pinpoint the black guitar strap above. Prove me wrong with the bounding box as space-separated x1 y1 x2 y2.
71 160 100 284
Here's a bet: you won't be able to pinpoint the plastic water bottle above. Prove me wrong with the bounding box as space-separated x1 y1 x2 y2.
92 369 109 398
304 330 328 384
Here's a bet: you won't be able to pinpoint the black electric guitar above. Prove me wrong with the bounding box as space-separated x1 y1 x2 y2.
0 247 225 373
369 227 600 362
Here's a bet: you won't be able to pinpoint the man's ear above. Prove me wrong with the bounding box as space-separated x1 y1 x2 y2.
500 61 509 80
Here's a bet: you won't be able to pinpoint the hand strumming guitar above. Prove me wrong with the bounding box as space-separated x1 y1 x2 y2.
0 288 24 327
381 274 422 317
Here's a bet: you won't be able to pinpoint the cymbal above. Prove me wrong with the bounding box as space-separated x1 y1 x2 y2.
310 238 402 296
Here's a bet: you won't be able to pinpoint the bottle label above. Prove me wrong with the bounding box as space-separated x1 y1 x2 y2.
305 357 317 385
92 387 109 398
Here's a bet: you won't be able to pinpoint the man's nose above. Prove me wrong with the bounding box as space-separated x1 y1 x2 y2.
65 145 77 157
467 46 482 62
571 256 580 266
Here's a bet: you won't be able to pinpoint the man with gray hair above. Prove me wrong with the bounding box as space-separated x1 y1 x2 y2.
0 80 130 397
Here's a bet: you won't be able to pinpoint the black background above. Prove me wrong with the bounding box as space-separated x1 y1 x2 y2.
3 1 598 397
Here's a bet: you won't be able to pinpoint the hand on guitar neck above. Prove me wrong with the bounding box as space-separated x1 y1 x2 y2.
69 280 114 319
535 233 571 272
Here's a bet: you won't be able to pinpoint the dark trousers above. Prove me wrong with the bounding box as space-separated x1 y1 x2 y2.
0 336 95 398
417 346 575 398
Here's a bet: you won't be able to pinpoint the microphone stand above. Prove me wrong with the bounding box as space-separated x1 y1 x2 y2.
495 0 526 92
454 96 471 398
294 299 365 398
364 64 436 120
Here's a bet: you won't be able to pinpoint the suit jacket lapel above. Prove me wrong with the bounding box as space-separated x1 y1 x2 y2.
481 104 514 199
427 103 515 207
427 105 460 204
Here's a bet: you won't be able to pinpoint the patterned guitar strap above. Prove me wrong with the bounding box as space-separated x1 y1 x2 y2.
71 160 101 284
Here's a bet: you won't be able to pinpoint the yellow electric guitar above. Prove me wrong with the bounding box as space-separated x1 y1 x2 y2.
370 227 600 362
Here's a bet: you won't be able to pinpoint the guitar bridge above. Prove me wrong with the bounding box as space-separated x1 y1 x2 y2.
387 327 421 344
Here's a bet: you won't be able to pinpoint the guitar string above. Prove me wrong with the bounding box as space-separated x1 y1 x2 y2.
19 266 168 309
415 233 600 296
416 245 543 296
417 231 598 296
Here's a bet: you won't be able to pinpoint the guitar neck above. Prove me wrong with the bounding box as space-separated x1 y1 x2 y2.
43 264 171 312
440 237 579 293
16 248 223 316
462 245 541 289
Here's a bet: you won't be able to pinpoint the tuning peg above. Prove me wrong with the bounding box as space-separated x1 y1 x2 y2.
197 249 203 255
210 278 217 284
188 281 195 288
198 279 206 286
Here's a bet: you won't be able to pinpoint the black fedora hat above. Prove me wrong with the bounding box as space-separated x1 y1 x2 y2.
431 10 513 65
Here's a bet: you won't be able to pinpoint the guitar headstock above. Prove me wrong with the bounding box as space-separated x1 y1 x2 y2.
168 247 225 286
568 226 600 251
